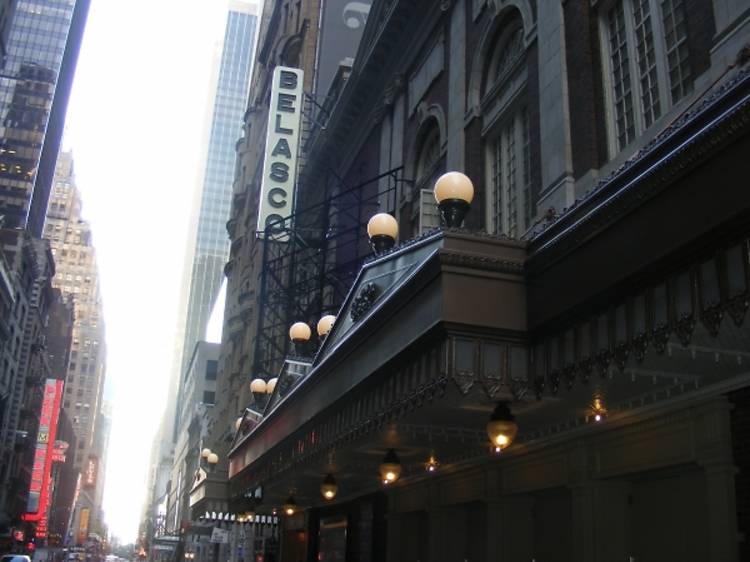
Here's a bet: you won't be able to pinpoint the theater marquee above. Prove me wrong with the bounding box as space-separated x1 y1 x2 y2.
257 66 304 240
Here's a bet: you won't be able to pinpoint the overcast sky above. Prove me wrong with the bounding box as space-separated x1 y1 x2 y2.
63 0 238 542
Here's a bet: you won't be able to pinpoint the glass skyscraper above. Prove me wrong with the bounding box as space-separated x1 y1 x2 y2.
180 1 258 382
0 0 89 235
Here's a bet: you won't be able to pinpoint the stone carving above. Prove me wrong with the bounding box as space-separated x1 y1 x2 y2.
651 322 670 354
726 293 749 327
674 313 695 347
700 302 724 337
350 282 381 321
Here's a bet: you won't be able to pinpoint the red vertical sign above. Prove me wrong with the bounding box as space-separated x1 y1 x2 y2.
23 379 64 526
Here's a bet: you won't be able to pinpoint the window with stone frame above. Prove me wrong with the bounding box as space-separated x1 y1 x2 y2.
414 120 443 234
414 122 442 189
482 13 532 238
601 0 693 153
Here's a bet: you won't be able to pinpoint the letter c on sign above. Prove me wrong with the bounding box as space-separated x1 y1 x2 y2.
268 188 287 208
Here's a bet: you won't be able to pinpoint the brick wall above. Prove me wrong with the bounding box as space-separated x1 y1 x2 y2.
564 0 608 180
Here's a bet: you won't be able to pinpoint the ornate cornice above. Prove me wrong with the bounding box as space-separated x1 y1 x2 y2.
439 250 524 274
229 340 449 493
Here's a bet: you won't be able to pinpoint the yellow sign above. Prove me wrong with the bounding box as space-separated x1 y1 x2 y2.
78 508 90 543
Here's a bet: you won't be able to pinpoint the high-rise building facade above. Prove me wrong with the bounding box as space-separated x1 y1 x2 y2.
0 228 67 533
0 0 90 236
141 3 259 555
179 0 258 382
43 151 105 470
43 150 107 545
0 1 16 66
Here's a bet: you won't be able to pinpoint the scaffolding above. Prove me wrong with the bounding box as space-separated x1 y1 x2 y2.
253 167 402 379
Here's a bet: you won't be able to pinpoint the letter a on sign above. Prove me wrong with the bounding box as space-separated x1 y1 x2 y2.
257 66 304 241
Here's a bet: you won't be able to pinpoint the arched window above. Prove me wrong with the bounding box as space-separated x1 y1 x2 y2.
489 26 524 90
482 13 532 238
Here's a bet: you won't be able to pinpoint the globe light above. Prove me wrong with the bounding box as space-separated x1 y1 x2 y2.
425 454 439 473
433 172 474 227
207 452 219 466
486 402 518 453
320 473 338 501
289 322 311 343
283 495 297 516
379 449 402 484
591 396 607 422
250 378 268 394
317 315 336 337
201 448 212 459
266 377 278 394
367 213 398 254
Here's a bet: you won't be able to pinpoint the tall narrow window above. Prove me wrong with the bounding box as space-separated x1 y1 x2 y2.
632 0 660 127
414 121 443 234
603 0 693 152
490 109 530 237
483 11 533 238
607 1 636 148
661 0 692 103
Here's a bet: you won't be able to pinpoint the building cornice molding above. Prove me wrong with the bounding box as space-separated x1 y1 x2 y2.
528 67 750 272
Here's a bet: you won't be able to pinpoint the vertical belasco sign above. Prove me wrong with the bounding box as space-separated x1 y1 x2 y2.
257 66 304 240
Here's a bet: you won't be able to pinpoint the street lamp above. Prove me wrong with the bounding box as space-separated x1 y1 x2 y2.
425 454 439 473
266 377 278 395
379 449 401 484
367 213 398 254
591 395 607 422
317 315 336 338
433 172 474 228
289 321 311 355
250 378 268 406
320 474 338 501
283 494 298 516
289 321 311 343
486 402 518 453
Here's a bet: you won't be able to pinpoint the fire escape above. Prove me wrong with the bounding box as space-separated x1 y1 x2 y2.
252 164 401 380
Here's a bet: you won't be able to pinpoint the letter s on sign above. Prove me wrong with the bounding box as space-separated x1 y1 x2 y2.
269 162 289 182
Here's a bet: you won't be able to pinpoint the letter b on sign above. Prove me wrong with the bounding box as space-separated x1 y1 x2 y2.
279 70 298 90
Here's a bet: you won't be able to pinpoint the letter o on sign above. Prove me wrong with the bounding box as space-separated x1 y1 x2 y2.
265 214 285 233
